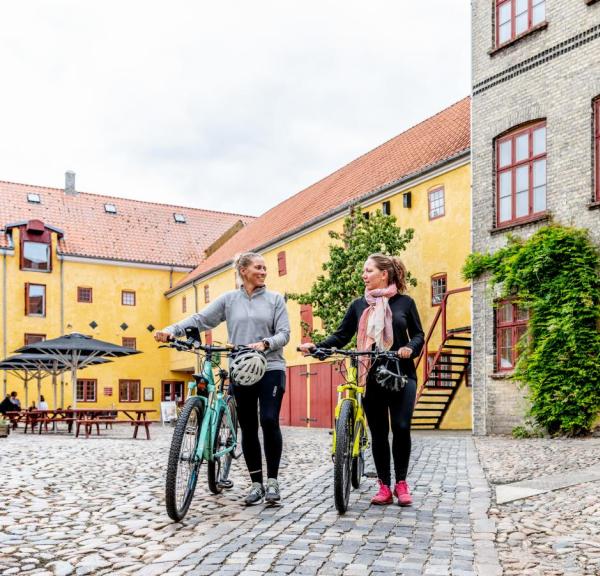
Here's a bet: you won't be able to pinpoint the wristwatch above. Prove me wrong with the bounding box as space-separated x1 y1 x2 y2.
262 339 271 350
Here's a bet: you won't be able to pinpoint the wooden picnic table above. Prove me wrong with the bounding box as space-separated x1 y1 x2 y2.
4 409 74 433
73 408 156 440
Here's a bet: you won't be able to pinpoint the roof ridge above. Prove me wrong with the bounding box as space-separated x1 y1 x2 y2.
0 179 255 219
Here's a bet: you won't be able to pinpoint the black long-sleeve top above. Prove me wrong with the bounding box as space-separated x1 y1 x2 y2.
317 294 425 380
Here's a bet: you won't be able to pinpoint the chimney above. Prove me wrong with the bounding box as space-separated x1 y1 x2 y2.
65 171 77 195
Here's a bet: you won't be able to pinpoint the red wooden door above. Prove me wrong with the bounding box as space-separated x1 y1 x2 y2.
288 365 308 427
310 363 334 428
279 368 291 425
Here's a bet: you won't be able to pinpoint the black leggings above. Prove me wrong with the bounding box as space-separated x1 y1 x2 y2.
363 377 416 486
233 370 285 484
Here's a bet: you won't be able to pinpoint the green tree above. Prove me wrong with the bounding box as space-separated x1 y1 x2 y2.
291 208 415 343
463 225 600 436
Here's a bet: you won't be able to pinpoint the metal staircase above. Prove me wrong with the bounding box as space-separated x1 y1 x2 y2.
412 288 471 430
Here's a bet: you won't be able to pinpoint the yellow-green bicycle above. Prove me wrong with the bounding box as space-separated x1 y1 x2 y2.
300 346 406 513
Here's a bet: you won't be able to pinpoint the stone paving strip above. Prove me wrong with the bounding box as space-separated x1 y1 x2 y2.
476 435 600 576
0 426 501 575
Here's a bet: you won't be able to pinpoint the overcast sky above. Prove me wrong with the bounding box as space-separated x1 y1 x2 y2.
0 1 470 216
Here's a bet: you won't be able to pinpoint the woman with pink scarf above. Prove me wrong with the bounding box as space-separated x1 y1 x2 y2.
299 253 424 506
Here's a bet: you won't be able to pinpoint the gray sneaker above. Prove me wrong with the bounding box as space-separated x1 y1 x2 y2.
244 482 265 506
265 478 281 503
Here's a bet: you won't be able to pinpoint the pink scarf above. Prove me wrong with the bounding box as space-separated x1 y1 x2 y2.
357 284 398 384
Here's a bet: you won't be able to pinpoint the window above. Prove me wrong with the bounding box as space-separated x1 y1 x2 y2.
77 287 93 303
76 379 97 402
496 121 546 226
496 300 529 371
300 304 313 344
119 380 140 402
363 211 370 220
595 98 600 202
173 213 186 223
121 290 136 306
278 251 287 276
104 203 117 214
25 283 46 316
27 193 41 203
22 241 50 271
162 381 184 404
431 274 447 306
382 201 391 215
204 285 210 303
428 186 445 220
24 333 45 345
496 0 546 47
122 337 136 350
182 295 187 313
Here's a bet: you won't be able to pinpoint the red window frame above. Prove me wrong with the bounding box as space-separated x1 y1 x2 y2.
161 380 184 405
204 285 210 303
24 333 46 345
431 274 447 306
496 0 546 47
119 379 140 402
76 379 97 402
496 300 529 371
25 283 46 316
121 290 136 306
278 251 287 276
122 337 136 350
428 186 445 220
595 98 600 202
300 304 313 344
496 121 546 227
21 240 51 272
77 287 93 303
182 295 187 313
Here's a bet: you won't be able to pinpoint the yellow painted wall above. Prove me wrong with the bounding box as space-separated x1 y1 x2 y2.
165 162 473 429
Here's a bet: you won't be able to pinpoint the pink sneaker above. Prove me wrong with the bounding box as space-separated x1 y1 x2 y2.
371 480 393 505
393 480 413 506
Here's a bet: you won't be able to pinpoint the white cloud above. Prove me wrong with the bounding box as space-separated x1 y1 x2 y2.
0 0 470 215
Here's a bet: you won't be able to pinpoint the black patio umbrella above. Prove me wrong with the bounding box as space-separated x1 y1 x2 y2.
0 353 112 410
16 333 140 409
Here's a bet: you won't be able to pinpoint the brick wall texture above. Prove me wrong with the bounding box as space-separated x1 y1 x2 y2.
471 0 600 434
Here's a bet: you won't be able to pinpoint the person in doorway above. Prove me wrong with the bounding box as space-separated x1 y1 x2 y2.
299 253 424 506
154 252 290 505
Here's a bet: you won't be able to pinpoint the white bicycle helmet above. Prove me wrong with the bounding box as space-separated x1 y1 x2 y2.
230 348 267 386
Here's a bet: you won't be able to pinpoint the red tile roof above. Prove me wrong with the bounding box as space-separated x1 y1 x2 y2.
0 181 254 267
174 97 471 289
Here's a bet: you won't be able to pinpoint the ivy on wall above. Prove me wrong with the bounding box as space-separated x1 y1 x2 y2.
290 208 415 343
463 225 600 436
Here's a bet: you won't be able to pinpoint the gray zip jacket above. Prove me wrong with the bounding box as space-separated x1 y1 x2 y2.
163 287 290 372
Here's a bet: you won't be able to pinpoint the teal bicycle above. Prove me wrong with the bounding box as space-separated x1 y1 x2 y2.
163 332 242 522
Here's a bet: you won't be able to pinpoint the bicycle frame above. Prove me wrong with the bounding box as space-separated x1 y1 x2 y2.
332 356 369 461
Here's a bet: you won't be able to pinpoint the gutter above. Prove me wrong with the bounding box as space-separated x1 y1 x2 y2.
2 233 13 397
165 148 470 297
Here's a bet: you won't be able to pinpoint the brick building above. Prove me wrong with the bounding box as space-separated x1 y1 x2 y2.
471 0 600 433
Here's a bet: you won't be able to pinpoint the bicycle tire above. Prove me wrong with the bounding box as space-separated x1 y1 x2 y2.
333 399 354 514
226 395 242 460
165 396 204 522
207 403 235 494
351 419 366 489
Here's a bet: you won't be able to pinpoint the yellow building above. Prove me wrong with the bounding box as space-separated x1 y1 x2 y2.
0 178 252 411
164 98 473 430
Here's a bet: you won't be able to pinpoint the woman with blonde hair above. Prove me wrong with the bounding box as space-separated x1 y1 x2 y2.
155 252 290 505
300 253 424 506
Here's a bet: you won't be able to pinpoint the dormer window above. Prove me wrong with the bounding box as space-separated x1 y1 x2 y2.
23 242 50 271
104 203 117 214
174 213 186 223
27 193 41 203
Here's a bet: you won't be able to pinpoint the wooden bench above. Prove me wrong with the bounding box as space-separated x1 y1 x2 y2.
75 418 152 439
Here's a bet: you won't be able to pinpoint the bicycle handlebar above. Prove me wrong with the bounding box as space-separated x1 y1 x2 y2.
296 346 400 360
161 336 237 354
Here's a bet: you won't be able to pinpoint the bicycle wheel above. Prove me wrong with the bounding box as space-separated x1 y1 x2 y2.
333 399 354 514
351 418 366 489
207 402 235 494
226 394 242 460
165 396 204 522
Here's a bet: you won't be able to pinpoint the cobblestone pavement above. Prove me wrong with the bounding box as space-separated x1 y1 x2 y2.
0 426 498 576
476 436 600 576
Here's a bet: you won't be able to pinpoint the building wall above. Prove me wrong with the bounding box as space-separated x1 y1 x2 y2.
167 161 473 429
471 0 600 433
